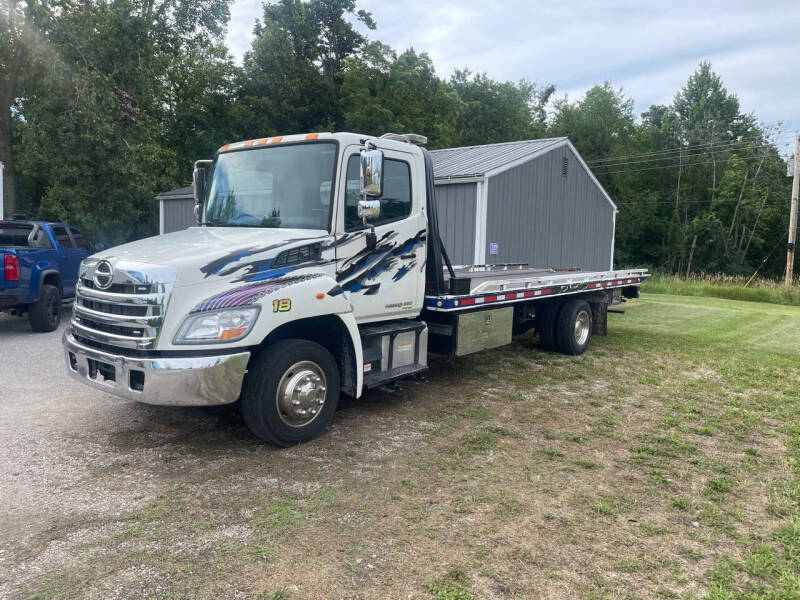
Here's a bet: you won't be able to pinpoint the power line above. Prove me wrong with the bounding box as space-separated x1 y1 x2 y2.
590 139 795 172
590 138 787 172
593 151 775 176
615 197 777 206
587 136 795 170
584 129 793 164
584 131 793 165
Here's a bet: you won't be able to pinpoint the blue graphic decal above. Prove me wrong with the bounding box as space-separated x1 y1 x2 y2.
246 265 295 282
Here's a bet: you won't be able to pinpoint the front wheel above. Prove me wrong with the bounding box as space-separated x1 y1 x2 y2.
29 284 62 332
242 339 340 446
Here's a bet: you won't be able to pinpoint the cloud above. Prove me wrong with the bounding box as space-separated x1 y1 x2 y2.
225 0 800 128
227 0 261 60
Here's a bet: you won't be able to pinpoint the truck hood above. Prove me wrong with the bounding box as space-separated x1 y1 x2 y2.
95 227 330 287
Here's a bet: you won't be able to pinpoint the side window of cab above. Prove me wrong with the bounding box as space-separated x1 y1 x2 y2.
51 225 74 248
69 227 92 252
344 155 412 231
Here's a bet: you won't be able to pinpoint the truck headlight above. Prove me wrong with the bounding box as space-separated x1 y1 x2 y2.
173 306 260 344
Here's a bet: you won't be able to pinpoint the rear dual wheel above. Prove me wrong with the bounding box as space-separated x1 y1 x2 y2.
242 339 340 447
538 299 593 355
536 302 561 351
555 299 593 355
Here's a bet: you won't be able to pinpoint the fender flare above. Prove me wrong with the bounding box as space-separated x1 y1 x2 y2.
36 268 63 299
335 311 364 398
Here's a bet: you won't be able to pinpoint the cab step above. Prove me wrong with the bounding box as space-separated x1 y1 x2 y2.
360 319 428 389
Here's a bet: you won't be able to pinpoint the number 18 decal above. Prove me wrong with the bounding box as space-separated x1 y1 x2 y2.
272 298 292 313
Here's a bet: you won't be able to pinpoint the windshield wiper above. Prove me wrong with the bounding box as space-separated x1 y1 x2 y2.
201 221 276 228
201 220 238 227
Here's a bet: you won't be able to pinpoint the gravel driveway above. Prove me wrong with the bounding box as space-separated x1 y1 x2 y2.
0 309 433 599
0 310 268 596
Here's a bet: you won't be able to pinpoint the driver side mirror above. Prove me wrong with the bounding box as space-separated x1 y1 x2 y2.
193 166 206 222
359 149 384 197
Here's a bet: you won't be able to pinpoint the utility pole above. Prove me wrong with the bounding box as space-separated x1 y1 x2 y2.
786 134 800 286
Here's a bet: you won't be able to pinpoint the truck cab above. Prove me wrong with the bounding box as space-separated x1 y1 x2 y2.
63 132 646 446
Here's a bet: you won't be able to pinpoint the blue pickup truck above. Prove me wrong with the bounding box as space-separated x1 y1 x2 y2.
0 219 94 332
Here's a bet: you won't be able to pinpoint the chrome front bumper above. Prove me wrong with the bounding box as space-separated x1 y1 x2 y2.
63 332 250 406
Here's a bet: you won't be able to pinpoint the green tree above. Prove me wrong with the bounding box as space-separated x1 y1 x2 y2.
242 0 374 135
551 82 636 162
608 63 790 277
340 44 459 147
12 0 233 243
1 0 53 218
448 70 552 146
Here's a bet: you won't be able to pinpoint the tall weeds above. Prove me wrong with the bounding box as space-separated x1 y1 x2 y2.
641 272 800 306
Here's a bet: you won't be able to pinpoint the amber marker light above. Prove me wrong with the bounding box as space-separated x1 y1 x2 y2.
220 328 248 340
316 292 325 300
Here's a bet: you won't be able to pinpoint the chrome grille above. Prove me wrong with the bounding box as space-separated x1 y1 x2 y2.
77 297 148 317
71 260 176 351
73 316 147 338
80 278 153 295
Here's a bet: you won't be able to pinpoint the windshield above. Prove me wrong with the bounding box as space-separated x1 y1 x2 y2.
203 142 337 229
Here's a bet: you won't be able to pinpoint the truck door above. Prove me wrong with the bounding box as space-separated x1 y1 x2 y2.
51 224 79 296
334 147 427 323
68 227 93 260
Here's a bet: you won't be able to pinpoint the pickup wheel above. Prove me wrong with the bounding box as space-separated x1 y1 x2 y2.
555 299 593 355
537 301 562 351
242 339 340 447
28 284 62 332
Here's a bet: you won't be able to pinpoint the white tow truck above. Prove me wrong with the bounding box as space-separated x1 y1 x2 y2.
63 132 648 446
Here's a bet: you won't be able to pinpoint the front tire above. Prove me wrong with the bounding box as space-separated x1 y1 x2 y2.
29 284 62 332
555 299 593 355
242 339 340 446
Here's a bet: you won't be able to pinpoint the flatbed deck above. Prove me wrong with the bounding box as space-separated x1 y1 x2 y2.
424 267 649 312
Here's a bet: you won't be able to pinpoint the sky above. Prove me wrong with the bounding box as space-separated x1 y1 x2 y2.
225 0 800 153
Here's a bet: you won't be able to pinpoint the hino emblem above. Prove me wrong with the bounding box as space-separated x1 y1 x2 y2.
93 260 114 290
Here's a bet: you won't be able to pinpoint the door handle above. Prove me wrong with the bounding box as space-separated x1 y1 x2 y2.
400 253 415 259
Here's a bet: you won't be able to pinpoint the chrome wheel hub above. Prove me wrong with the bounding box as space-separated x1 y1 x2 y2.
276 361 327 427
575 310 590 346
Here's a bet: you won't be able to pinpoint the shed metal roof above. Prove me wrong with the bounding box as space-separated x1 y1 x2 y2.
430 137 567 180
156 186 193 200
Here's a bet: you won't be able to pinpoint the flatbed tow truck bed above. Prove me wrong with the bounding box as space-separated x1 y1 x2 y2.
424 265 649 312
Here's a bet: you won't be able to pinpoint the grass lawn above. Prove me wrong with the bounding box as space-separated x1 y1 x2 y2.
15 294 800 600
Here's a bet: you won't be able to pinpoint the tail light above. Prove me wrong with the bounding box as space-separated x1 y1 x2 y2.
3 254 20 282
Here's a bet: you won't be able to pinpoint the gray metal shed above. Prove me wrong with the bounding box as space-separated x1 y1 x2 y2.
156 186 195 234
431 138 617 271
